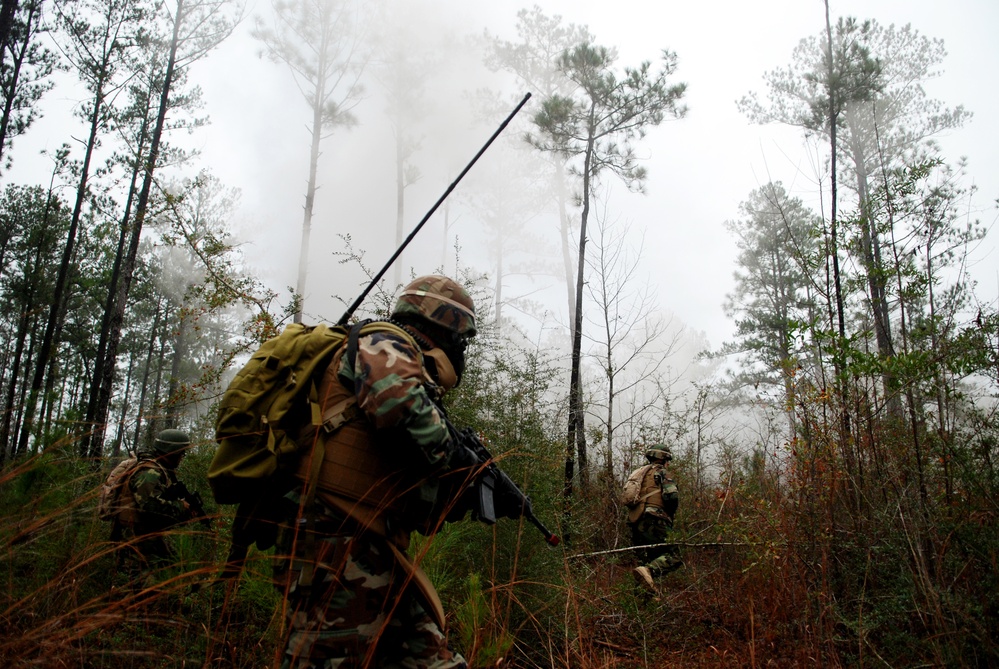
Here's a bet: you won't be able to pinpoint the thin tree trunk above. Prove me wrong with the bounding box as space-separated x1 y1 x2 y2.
11 312 38 457
0 0 34 170
132 299 162 452
112 351 136 457
144 306 171 447
83 140 142 457
87 0 184 458
294 51 327 324
23 81 108 458
566 124 595 508
823 2 850 445
164 308 188 428
0 0 19 62
0 307 29 460
555 160 576 331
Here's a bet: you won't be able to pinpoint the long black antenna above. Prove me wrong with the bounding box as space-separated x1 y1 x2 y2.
337 92 532 326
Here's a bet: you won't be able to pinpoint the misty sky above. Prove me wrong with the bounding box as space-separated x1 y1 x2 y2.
11 0 999 354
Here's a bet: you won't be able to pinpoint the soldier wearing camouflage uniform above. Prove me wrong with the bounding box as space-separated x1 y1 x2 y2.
623 445 682 590
114 429 199 572
273 275 476 669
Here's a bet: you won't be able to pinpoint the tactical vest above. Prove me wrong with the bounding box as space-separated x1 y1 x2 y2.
293 326 453 524
293 326 457 631
626 463 678 524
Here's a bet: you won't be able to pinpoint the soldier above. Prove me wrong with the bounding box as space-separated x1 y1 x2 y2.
273 275 477 668
108 429 204 575
622 445 682 590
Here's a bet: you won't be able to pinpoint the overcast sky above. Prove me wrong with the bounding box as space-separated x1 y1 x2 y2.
12 0 999 354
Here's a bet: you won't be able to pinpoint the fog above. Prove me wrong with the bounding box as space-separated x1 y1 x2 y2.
11 0 999 360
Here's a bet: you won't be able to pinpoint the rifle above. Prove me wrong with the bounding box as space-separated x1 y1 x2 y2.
449 426 560 547
337 92 532 326
169 480 212 529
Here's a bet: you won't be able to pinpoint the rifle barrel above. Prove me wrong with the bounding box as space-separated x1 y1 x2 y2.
526 510 560 546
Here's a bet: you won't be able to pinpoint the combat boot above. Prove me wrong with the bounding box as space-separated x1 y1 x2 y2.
632 566 655 591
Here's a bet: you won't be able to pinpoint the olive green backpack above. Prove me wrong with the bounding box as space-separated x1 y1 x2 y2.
208 319 415 505
208 322 351 505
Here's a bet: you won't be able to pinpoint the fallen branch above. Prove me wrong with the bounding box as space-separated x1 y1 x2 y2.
567 540 776 560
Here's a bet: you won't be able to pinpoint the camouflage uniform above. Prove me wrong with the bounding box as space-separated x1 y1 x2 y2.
123 460 194 564
624 449 682 582
275 276 474 669
111 430 197 577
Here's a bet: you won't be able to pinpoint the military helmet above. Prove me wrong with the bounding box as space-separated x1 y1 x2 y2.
392 275 477 338
151 429 191 456
645 445 672 462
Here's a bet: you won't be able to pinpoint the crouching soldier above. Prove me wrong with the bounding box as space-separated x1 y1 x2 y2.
104 429 203 579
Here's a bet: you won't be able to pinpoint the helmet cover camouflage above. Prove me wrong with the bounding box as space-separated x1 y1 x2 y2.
392 275 477 338
152 429 191 456
645 445 672 462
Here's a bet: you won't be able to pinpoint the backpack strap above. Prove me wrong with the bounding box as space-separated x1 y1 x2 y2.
301 319 393 590
336 320 371 393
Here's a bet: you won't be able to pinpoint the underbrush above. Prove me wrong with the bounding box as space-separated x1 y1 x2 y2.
2 443 997 668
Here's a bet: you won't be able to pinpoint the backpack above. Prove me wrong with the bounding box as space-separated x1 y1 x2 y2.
621 464 652 508
98 457 138 522
98 457 165 525
209 322 349 505
208 320 416 505
208 320 416 577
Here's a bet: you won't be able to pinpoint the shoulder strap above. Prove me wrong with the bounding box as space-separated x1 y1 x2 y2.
336 319 422 392
336 319 370 393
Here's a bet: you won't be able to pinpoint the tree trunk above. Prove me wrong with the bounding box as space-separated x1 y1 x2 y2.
845 110 900 418
22 84 107 456
0 0 33 169
0 307 29 461
294 51 326 324
111 351 136 457
143 306 171 447
164 309 188 428
0 0 19 63
86 0 184 458
555 160 576 332
132 299 162 452
566 126 595 506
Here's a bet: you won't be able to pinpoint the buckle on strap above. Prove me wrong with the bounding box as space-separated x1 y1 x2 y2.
321 397 359 433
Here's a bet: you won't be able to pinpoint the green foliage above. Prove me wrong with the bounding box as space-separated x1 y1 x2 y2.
0 440 280 667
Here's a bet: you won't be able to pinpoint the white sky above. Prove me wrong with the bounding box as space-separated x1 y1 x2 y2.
10 0 999 353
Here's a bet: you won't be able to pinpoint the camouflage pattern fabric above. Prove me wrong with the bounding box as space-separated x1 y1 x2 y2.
112 460 191 577
130 462 192 533
393 275 477 338
339 329 453 468
274 502 467 669
630 515 682 575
